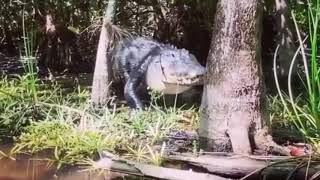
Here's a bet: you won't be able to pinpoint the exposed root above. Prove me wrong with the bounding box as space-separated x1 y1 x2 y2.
254 127 313 156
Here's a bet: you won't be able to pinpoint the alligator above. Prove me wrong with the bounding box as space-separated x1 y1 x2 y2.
111 37 206 109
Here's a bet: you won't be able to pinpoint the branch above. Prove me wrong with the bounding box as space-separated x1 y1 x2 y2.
167 153 320 179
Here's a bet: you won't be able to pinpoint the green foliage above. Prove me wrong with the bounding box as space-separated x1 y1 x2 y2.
0 0 203 169
11 120 109 169
1 0 214 52
290 1 309 31
0 18 39 139
267 95 306 143
0 76 89 140
274 0 320 148
10 96 198 167
290 0 320 32
0 20 88 141
3 74 198 167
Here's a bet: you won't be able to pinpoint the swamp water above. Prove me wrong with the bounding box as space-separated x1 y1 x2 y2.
0 144 127 180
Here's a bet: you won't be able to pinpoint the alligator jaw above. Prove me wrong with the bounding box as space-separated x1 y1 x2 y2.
146 67 204 94
160 75 204 94
163 74 205 86
178 74 204 85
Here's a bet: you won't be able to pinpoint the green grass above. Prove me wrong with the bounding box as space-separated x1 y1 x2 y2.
0 76 89 140
0 55 198 168
273 0 320 149
0 9 90 141
7 92 198 168
0 6 199 169
1 71 197 168
11 120 110 169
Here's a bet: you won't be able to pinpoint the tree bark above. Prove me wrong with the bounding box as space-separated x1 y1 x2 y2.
43 14 57 69
274 0 297 79
38 14 81 73
199 0 267 154
91 0 116 106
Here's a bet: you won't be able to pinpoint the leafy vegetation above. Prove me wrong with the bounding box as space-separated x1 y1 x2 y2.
1 42 197 167
1 0 320 177
1 53 198 167
0 25 86 141
7 91 198 168
273 0 320 149
1 0 215 72
0 1 201 169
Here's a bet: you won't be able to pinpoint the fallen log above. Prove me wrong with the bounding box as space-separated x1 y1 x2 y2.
167 152 320 179
91 150 320 180
92 155 230 180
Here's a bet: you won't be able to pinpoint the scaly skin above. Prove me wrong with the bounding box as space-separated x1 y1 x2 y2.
111 37 206 109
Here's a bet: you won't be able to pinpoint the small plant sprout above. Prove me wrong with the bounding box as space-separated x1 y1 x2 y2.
146 142 166 166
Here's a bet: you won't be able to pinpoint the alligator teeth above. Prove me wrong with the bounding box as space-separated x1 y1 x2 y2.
176 75 203 85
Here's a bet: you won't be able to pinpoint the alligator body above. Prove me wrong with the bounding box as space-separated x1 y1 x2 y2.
111 37 206 109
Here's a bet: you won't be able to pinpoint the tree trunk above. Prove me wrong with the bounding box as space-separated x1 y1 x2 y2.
199 0 268 154
274 0 297 79
43 14 57 70
3 24 16 56
91 0 116 106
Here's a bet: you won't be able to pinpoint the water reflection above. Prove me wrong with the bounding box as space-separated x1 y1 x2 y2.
0 157 55 180
0 145 126 180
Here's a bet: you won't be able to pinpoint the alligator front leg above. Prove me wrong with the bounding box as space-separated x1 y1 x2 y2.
124 60 150 109
124 80 144 109
124 47 160 110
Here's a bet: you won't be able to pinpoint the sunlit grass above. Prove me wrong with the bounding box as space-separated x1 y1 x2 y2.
11 120 110 169
1 56 198 168
0 71 197 167
0 75 89 140
9 94 197 168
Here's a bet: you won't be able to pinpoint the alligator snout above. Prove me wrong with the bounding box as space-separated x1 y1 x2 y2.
176 65 206 85
189 65 206 78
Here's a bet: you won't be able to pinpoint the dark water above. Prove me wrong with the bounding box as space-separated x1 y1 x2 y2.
0 144 126 180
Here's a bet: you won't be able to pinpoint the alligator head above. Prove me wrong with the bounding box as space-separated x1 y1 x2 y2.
146 48 206 94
